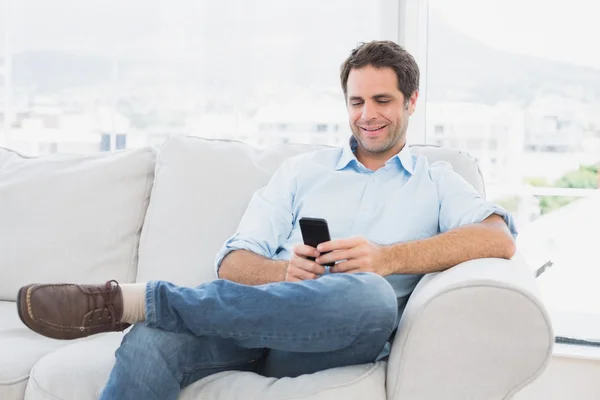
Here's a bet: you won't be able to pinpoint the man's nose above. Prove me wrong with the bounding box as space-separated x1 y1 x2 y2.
361 103 377 120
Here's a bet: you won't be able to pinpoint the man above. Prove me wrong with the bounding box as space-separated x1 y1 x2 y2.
17 41 517 400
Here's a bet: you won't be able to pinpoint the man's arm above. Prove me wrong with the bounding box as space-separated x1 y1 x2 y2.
385 160 518 274
318 214 516 276
219 244 327 285
219 250 287 285
318 160 519 276
383 213 516 274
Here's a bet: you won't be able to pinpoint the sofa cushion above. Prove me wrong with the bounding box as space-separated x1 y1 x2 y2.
137 137 485 287
25 332 386 400
0 301 73 400
0 147 156 301
410 144 485 198
178 363 386 400
136 137 324 286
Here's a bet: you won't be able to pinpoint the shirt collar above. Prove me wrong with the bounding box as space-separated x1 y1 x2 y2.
335 136 414 175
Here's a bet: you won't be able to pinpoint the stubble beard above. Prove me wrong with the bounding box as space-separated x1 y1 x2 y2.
352 119 408 155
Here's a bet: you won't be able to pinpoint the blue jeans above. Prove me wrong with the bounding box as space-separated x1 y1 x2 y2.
100 272 398 400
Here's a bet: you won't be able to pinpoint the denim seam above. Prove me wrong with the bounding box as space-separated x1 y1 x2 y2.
200 327 391 339
182 357 258 377
193 329 363 341
145 281 157 326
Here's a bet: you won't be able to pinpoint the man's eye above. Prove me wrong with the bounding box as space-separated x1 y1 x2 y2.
377 100 390 104
351 102 363 107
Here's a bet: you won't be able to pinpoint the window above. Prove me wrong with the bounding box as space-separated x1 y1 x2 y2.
0 0 391 155
316 124 328 133
466 139 484 150
489 139 498 151
427 0 600 341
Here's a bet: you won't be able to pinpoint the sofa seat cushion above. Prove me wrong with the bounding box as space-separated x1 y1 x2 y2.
25 332 386 400
0 301 74 400
0 147 156 301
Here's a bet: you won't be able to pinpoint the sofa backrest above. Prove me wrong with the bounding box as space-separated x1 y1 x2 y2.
0 147 156 301
136 136 485 287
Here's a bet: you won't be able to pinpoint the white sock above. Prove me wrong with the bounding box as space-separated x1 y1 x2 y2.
120 283 147 324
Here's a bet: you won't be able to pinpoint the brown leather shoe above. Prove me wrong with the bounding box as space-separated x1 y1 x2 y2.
17 280 131 340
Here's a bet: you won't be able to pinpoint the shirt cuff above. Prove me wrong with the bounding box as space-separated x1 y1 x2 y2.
478 204 518 239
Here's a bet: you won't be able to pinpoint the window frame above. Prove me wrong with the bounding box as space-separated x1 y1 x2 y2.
396 0 429 145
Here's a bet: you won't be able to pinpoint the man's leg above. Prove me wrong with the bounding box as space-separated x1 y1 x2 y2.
145 272 398 354
19 272 397 386
260 303 405 378
258 333 391 378
100 324 265 400
20 272 397 351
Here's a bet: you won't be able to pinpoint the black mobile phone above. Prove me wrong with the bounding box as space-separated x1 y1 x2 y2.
298 217 335 267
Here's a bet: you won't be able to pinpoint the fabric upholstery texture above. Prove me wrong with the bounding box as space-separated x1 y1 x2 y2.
25 333 387 400
0 147 156 301
0 301 74 400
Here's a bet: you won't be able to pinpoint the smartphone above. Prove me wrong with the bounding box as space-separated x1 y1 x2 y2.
298 217 335 267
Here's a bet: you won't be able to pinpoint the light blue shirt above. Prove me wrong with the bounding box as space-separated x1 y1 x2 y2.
215 137 517 300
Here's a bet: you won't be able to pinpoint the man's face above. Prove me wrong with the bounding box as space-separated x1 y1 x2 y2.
346 65 418 157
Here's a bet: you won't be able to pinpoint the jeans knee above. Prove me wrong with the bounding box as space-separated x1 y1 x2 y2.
119 324 188 364
347 273 398 332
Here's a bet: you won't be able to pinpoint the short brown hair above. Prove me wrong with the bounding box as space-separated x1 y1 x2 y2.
340 40 420 102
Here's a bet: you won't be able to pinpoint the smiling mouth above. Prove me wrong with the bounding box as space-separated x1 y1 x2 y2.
360 125 387 134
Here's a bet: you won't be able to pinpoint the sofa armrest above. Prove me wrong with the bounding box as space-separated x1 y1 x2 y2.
386 254 554 400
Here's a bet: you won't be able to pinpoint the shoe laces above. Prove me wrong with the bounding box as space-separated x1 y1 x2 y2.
95 280 124 329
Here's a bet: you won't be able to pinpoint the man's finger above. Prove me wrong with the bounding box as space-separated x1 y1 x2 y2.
330 260 360 274
288 259 318 280
299 260 326 275
316 248 359 265
290 265 318 280
292 244 320 258
317 237 360 253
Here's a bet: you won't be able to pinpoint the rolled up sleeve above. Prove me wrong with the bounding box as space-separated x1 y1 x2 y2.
214 158 296 277
431 161 518 238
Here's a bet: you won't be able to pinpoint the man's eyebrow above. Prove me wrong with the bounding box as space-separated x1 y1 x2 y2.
348 94 393 102
372 94 393 100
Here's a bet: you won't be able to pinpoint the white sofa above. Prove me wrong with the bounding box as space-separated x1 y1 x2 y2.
0 136 554 400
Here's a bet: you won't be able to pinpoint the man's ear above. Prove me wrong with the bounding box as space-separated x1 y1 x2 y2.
407 90 419 114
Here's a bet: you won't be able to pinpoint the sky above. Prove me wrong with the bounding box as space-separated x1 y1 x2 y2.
430 0 600 68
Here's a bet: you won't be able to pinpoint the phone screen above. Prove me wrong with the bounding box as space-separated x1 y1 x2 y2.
299 217 334 267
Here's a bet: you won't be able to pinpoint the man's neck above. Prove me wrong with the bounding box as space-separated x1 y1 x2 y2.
355 142 405 171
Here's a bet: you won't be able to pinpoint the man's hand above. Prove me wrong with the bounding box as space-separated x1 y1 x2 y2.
285 244 327 282
316 237 394 276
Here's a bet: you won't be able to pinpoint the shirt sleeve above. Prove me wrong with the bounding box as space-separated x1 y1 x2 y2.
214 157 296 277
430 161 518 238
